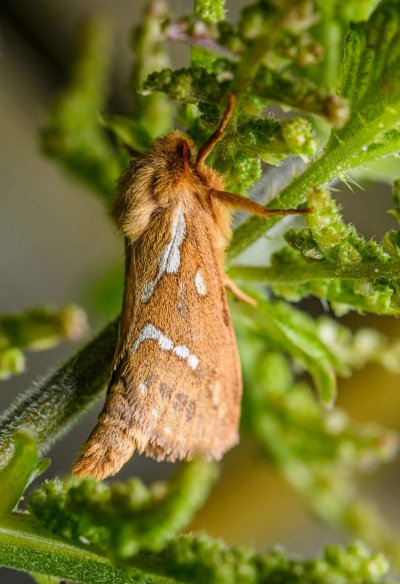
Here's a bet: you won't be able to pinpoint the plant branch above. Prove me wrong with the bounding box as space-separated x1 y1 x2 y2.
0 305 88 350
29 460 219 561
227 153 338 259
42 17 120 199
0 305 88 380
0 513 392 584
130 0 173 142
0 320 118 469
228 0 400 260
229 260 400 283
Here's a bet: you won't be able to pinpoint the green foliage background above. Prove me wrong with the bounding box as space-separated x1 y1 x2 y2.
0 0 400 582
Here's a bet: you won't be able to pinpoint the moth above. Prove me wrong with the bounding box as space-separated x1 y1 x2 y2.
73 94 308 479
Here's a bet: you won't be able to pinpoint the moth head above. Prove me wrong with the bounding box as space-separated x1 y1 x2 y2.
153 130 226 193
113 131 197 241
154 130 195 176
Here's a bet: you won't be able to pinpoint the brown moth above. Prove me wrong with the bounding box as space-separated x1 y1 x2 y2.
73 94 308 479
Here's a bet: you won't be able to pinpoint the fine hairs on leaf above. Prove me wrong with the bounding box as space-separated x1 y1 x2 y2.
1 0 400 583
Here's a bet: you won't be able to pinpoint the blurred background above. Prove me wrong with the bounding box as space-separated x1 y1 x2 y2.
1 1 400 582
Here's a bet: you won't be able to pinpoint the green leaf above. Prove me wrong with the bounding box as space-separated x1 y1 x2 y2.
390 178 400 223
194 0 226 23
98 113 150 153
0 304 88 352
0 430 39 518
0 514 392 584
267 309 336 406
32 575 61 584
42 17 121 199
0 348 25 380
229 0 400 259
240 343 400 561
29 460 219 561
0 513 173 584
351 156 400 184
237 297 338 406
0 304 88 380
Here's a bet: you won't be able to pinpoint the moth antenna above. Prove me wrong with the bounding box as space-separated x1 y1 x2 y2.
195 93 236 169
72 419 137 479
209 189 311 218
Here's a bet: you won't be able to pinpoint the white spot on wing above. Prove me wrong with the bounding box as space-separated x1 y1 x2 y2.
188 355 199 370
151 408 159 418
141 282 155 303
195 270 206 296
141 207 186 302
164 426 172 435
131 323 158 353
159 336 174 351
131 323 199 371
174 345 190 358
139 382 147 394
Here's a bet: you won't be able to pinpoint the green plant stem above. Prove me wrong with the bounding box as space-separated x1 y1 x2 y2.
232 36 273 98
227 110 399 260
313 1 343 89
42 17 119 199
130 0 173 141
228 151 341 259
0 304 88 351
0 319 118 469
1 513 392 584
0 513 173 584
229 261 400 283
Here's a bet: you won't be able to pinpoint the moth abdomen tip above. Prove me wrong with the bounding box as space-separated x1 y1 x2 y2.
72 424 137 480
72 450 129 480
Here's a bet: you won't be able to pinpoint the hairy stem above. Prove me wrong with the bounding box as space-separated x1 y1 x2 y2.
0 320 118 469
228 112 400 260
229 261 400 283
227 151 336 259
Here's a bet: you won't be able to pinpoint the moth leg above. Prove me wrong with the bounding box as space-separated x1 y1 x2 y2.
224 276 257 306
195 93 236 169
210 189 311 217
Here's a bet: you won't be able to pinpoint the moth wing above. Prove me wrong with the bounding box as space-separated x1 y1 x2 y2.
73 195 241 479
